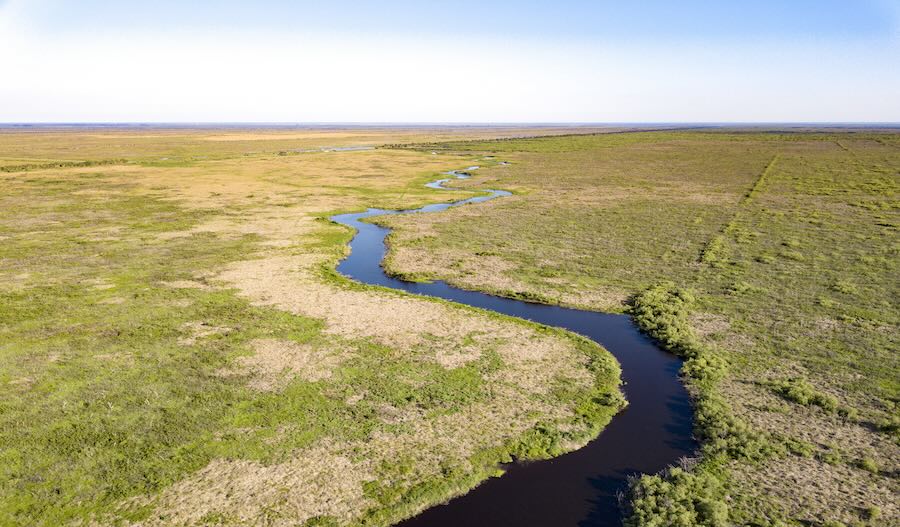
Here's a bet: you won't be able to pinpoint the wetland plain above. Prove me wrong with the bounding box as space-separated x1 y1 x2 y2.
1 126 897 527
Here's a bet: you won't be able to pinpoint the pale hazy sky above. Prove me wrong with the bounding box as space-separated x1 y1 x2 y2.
1 0 899 123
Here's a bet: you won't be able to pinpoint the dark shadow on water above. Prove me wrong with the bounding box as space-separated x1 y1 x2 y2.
330 170 697 526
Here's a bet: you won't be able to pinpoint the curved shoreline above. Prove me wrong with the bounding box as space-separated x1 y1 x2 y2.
330 166 695 526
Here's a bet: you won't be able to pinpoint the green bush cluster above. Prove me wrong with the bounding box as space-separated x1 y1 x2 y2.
627 283 788 525
858 457 879 474
876 415 899 436
626 283 737 524
769 377 838 412
700 236 730 268
629 282 702 358
625 467 728 527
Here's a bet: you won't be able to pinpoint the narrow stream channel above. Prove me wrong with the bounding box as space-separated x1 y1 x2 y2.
330 168 696 526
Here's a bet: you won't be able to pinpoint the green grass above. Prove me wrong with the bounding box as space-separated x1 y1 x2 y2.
381 130 900 526
0 138 625 526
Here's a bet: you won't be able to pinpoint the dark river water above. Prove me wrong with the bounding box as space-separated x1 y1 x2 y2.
329 169 695 527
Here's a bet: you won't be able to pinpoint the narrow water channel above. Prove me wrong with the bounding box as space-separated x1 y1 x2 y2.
330 168 695 526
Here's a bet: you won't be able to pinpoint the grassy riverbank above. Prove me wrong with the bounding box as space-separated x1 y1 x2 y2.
380 130 900 526
0 128 625 526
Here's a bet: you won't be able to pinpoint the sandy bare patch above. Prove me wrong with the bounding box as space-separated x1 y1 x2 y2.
156 207 314 248
433 345 483 369
225 338 341 391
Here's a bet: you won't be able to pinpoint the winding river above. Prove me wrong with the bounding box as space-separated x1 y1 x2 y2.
330 167 695 526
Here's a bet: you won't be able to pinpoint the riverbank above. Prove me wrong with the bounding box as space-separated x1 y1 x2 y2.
0 128 634 526
330 168 694 526
376 131 900 526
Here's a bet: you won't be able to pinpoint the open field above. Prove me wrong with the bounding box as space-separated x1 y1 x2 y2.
380 131 900 526
2 127 897 527
0 126 622 170
0 128 625 526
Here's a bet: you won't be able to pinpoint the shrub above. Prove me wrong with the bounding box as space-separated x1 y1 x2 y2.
778 249 805 261
625 466 729 527
876 415 900 436
858 457 879 474
629 282 699 358
865 506 881 520
837 405 858 421
817 296 836 308
701 237 730 267
818 447 844 466
628 283 785 526
727 281 756 295
770 377 838 413
831 280 859 295
784 437 816 458
626 284 772 525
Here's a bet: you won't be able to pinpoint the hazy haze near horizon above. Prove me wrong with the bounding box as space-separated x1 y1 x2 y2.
1 0 898 122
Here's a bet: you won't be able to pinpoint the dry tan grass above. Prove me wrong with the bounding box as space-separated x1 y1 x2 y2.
225 339 342 391
0 126 618 165
0 128 631 527
721 375 900 466
730 455 899 525
129 446 377 527
15 137 600 525
126 248 595 526
387 239 629 311
216 252 588 393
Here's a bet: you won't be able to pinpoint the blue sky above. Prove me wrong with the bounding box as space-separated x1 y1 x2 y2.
1 0 898 122
16 0 898 39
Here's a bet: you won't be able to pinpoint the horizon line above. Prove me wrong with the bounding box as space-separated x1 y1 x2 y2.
2 121 899 128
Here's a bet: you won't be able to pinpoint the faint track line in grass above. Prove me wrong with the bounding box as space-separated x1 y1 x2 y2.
0 158 128 173
699 154 780 267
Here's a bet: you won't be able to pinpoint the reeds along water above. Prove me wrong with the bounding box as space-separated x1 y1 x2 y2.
329 169 695 527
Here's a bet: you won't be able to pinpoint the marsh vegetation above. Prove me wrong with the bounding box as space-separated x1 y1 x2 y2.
2 127 897 527
0 128 623 526
380 130 900 526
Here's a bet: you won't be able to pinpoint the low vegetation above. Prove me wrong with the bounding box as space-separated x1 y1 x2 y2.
381 130 900 526
0 128 624 526
3 127 897 526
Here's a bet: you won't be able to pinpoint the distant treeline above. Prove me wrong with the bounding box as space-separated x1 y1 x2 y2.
377 127 695 151
0 158 128 173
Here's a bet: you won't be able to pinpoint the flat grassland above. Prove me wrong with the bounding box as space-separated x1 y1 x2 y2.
380 131 900 526
2 127 897 527
0 128 624 526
